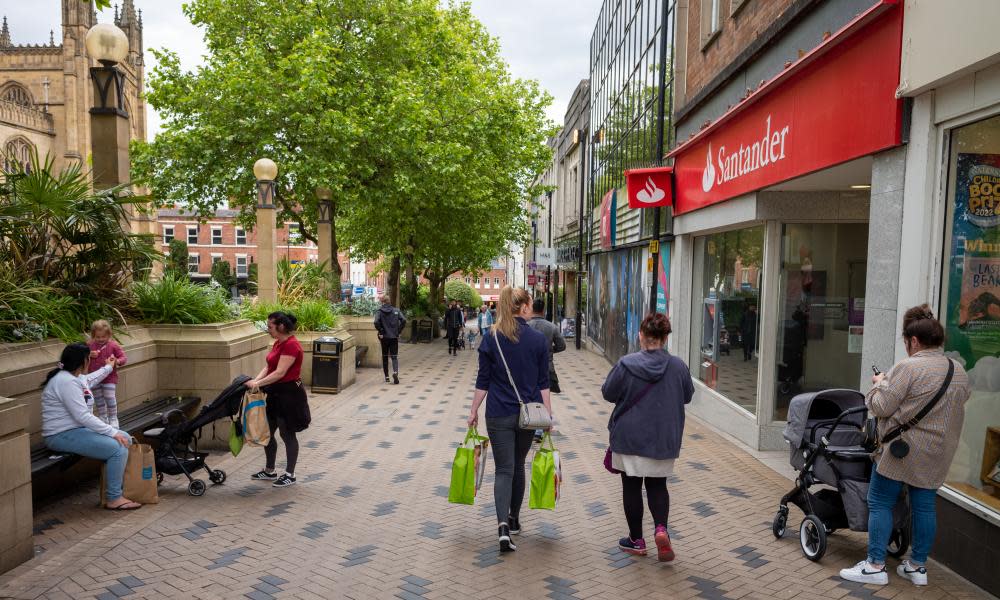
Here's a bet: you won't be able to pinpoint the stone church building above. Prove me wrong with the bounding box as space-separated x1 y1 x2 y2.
0 0 147 178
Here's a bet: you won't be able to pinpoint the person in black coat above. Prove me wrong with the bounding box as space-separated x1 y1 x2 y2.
374 295 406 384
740 303 758 361
445 301 465 355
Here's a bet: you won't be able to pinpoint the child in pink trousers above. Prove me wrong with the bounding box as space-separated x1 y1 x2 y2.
87 320 128 429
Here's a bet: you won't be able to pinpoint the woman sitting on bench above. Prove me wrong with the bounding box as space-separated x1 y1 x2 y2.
41 343 141 511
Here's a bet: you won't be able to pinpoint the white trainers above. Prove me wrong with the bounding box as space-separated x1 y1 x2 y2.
897 560 928 586
839 560 889 585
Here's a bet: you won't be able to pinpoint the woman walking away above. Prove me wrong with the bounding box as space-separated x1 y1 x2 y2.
468 286 551 552
839 305 969 587
603 313 693 562
247 311 311 488
42 343 140 510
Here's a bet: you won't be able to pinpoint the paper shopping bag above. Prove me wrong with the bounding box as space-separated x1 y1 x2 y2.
241 388 270 447
449 427 487 504
529 431 558 510
101 442 159 506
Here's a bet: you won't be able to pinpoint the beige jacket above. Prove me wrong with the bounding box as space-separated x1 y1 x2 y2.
866 348 970 489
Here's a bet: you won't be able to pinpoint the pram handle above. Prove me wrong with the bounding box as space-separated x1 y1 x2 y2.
819 405 868 447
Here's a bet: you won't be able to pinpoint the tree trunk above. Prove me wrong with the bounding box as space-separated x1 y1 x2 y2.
330 204 342 285
387 255 401 307
426 272 442 339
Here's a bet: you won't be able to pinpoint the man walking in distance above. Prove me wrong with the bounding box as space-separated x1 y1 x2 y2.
740 303 758 362
526 297 566 393
446 300 465 356
374 295 406 384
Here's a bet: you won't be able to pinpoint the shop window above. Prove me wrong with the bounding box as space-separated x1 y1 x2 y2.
690 226 764 415
941 113 1000 512
236 227 246 245
773 223 869 420
163 226 174 244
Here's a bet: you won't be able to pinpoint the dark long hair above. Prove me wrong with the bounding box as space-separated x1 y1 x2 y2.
42 343 91 386
267 311 298 333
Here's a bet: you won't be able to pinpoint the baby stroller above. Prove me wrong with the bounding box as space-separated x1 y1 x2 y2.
774 389 909 561
457 327 466 350
143 375 251 496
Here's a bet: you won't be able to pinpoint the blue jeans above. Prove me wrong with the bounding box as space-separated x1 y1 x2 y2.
45 428 128 501
867 468 938 564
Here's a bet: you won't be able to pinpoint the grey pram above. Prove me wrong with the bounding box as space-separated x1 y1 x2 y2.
773 389 909 561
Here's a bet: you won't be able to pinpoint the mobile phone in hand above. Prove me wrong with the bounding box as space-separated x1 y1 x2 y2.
871 365 881 376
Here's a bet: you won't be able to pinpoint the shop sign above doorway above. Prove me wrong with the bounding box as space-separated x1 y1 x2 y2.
625 166 673 208
668 0 904 215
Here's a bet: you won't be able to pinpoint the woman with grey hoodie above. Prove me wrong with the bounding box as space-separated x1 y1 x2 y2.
602 313 693 562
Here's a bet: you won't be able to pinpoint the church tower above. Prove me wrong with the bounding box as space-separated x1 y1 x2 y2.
59 0 97 166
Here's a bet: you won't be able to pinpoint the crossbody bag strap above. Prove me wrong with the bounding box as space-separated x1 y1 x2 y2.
494 329 524 407
610 360 668 426
882 358 954 444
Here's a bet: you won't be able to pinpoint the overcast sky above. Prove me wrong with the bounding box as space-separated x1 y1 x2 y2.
3 1 603 136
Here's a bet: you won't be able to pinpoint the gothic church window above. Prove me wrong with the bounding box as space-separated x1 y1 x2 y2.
3 137 34 174
1 83 33 108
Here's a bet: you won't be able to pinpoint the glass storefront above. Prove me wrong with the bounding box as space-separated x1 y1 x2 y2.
691 226 764 415
942 113 1000 512
774 223 868 420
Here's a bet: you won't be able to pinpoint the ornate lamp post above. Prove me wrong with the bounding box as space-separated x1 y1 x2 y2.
85 23 130 191
316 186 333 288
253 158 278 302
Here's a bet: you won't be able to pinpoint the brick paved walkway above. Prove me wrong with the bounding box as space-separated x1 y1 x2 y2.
0 342 992 599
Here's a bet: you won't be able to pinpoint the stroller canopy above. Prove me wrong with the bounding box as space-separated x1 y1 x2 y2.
782 389 865 448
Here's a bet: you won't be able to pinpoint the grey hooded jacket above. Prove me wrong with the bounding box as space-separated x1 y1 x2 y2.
602 349 694 460
374 304 406 339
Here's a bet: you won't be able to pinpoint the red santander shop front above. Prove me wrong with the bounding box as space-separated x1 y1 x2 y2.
666 1 907 446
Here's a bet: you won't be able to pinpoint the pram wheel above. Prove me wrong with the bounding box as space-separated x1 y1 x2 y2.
209 469 227 484
887 527 910 558
772 508 788 538
799 515 827 561
156 472 164 486
188 479 207 496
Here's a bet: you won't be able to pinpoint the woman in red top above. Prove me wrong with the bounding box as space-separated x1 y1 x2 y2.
246 311 311 487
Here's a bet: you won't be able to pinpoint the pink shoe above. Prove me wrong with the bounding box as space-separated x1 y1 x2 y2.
654 525 675 562
618 536 647 556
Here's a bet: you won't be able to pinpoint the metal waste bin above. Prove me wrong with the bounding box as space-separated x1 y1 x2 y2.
312 336 343 393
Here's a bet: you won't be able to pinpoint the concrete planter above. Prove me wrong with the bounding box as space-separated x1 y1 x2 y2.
340 315 383 368
0 397 32 574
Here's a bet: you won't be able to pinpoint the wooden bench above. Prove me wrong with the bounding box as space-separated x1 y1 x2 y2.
355 345 369 368
30 395 201 476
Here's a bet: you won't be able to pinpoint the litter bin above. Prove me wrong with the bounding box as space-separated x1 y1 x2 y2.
312 336 343 393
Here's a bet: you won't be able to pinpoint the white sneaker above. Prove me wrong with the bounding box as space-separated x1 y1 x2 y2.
839 560 888 585
897 560 928 586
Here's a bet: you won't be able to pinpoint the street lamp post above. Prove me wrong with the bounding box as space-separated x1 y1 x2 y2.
254 158 278 302
316 186 334 299
85 23 132 225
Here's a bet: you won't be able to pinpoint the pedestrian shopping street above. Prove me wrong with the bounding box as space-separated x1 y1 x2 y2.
0 343 989 600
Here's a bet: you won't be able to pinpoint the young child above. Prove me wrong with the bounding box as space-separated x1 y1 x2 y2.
87 320 128 428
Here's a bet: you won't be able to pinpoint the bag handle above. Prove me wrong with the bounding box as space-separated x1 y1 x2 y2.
494 329 527 408
881 359 954 444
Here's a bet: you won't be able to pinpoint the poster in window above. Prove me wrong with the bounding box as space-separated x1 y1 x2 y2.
946 153 1000 377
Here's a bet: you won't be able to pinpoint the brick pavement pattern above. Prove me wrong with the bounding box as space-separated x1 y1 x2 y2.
0 342 991 600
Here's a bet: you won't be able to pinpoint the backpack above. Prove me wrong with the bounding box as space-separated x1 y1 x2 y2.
240 388 271 447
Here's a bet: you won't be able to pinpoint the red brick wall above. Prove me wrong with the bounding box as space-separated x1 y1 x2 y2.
683 0 797 105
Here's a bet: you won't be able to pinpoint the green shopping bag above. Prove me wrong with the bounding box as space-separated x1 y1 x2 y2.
228 420 244 457
448 427 488 505
529 431 562 510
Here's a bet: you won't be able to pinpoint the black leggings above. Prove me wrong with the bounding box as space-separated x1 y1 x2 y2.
621 474 669 539
264 413 299 474
380 337 399 376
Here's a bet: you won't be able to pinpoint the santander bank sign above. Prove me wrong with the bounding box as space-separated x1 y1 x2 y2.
670 0 905 215
702 116 789 194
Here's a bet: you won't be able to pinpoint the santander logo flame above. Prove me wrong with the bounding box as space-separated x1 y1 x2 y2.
636 176 666 204
702 144 716 193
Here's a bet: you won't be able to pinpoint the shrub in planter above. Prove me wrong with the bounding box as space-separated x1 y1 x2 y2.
242 298 337 332
133 274 235 324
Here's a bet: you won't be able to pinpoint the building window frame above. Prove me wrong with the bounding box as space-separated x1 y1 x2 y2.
235 227 247 245
188 253 200 274
701 0 723 49
187 225 199 245
730 0 750 17
236 255 248 277
211 226 223 245
163 225 174 244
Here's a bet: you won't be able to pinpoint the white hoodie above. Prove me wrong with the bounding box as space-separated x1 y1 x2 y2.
41 366 117 438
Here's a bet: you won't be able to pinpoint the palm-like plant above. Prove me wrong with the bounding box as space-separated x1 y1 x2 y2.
0 150 160 303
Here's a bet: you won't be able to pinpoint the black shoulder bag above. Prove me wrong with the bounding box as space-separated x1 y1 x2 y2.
866 359 954 458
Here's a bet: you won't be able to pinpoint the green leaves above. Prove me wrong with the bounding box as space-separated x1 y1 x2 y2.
133 274 235 324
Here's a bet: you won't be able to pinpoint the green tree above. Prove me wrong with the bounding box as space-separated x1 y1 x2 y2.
210 259 236 290
165 239 189 278
132 0 552 307
444 280 481 308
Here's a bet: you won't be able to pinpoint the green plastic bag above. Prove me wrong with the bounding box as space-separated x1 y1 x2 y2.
529 431 561 510
228 420 244 457
449 427 488 505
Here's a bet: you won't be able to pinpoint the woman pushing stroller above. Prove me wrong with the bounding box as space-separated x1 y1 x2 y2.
839 305 969 587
